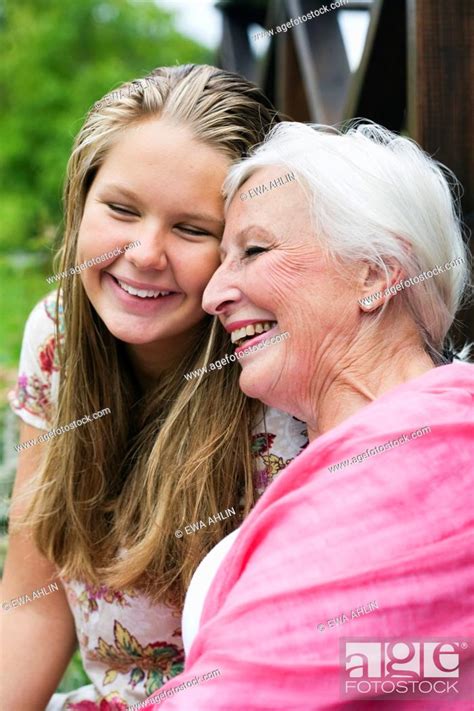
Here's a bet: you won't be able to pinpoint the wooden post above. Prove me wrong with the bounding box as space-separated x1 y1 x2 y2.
407 0 474 216
407 0 474 341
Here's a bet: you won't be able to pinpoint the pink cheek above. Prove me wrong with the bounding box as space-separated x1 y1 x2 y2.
188 257 221 287
288 341 307 359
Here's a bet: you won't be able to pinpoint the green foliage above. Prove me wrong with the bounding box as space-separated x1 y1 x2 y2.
0 254 53 366
0 0 212 252
57 650 92 693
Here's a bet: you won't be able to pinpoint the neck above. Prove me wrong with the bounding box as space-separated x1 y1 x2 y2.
125 323 205 388
305 330 435 442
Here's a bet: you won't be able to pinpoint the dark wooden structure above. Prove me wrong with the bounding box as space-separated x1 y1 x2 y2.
216 0 474 342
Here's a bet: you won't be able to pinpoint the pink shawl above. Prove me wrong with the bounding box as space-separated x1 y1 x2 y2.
142 362 474 709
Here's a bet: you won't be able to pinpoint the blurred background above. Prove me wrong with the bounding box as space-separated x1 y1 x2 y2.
0 0 472 693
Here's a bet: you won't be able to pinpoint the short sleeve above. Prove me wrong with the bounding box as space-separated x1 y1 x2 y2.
8 291 63 430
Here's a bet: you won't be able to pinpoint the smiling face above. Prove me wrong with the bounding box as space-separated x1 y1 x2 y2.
202 167 361 422
77 118 228 373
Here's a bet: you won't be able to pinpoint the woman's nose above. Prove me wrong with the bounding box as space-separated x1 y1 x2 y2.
202 263 241 315
124 225 168 271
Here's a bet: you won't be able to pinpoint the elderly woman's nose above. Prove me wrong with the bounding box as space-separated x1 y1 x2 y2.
202 265 239 315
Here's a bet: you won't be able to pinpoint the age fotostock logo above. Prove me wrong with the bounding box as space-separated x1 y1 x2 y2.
340 638 473 701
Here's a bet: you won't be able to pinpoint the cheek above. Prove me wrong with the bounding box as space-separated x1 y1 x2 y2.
77 204 131 257
77 202 102 241
175 244 221 296
77 214 104 259
76 220 118 287
248 251 319 310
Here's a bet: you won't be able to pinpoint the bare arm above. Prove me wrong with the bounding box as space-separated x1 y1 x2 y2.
0 421 77 711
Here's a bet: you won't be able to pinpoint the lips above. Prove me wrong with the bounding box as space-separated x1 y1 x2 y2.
104 272 181 315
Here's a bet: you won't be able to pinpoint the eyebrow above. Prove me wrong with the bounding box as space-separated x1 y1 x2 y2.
100 184 141 201
181 212 225 227
219 225 276 256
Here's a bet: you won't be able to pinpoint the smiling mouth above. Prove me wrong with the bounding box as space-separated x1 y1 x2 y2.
231 321 277 348
113 276 175 299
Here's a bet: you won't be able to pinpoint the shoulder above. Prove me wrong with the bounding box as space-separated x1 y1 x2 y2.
8 290 64 428
247 364 474 519
20 290 64 376
25 290 64 337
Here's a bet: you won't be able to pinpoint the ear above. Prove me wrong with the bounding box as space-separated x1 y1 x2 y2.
357 261 404 312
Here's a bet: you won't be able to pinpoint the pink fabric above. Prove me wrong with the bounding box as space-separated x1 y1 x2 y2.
143 362 474 710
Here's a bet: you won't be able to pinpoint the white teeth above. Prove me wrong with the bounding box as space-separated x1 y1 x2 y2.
230 321 276 345
117 279 171 298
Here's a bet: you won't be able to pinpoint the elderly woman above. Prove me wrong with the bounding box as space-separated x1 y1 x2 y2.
142 123 474 710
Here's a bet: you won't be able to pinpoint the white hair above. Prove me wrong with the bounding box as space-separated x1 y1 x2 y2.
223 121 471 362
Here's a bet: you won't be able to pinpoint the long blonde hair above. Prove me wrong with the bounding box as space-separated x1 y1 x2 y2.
25 65 279 607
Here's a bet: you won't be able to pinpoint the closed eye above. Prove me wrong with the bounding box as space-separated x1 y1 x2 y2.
244 245 268 258
177 225 211 237
107 203 138 217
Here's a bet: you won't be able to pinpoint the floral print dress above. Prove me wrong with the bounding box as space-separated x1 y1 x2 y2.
9 293 308 710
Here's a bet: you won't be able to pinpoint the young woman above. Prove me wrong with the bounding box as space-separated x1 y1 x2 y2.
2 65 307 710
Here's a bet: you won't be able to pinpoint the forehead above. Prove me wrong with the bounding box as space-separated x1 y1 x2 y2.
98 119 230 180
222 167 310 248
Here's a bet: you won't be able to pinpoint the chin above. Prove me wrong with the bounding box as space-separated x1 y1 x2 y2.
104 319 160 345
238 364 272 403
239 349 290 406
